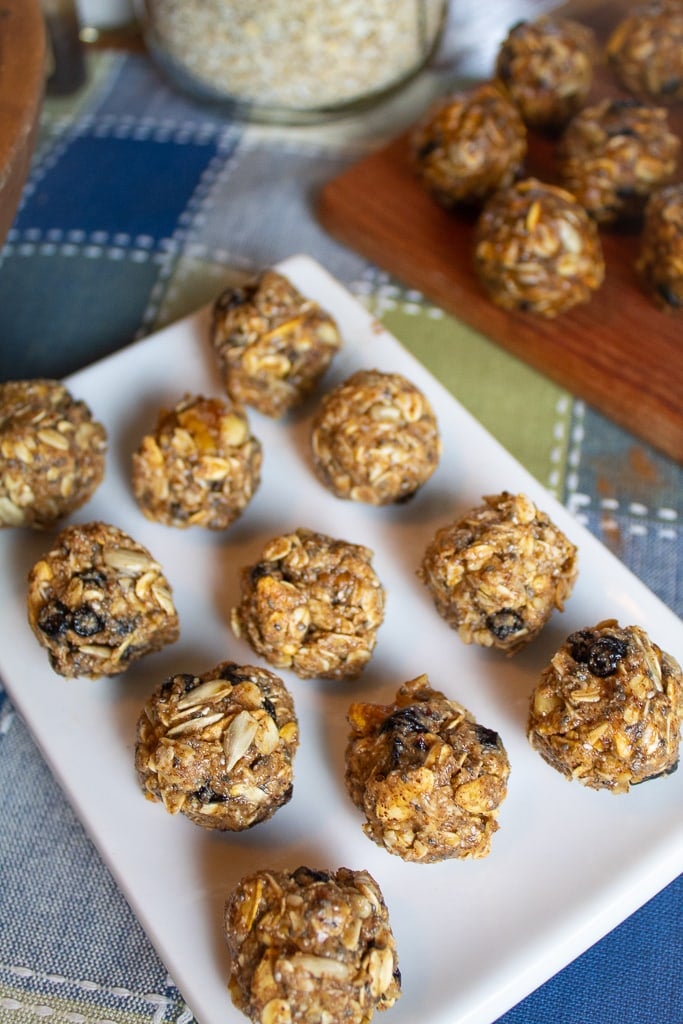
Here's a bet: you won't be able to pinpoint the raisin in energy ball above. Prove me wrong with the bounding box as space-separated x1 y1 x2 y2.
135 660 298 829
419 492 578 653
311 368 441 505
473 177 605 317
27 520 179 677
346 674 510 862
637 183 683 310
225 865 401 1024
495 15 598 131
211 269 342 418
527 620 683 792
411 80 527 209
0 379 107 529
131 393 262 529
231 527 385 681
606 1 683 103
558 99 680 225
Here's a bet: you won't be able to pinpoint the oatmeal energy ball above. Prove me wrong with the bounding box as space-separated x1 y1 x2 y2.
225 865 401 1024
411 80 527 209
131 393 262 529
528 620 683 792
0 379 107 530
419 492 578 654
135 660 298 829
495 15 597 132
231 527 385 680
637 183 683 311
346 674 510 862
606 1 683 103
558 99 680 225
27 520 179 678
311 368 441 505
474 177 605 317
211 269 342 418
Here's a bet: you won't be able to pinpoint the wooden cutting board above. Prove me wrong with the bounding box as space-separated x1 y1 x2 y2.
317 0 683 464
0 0 45 247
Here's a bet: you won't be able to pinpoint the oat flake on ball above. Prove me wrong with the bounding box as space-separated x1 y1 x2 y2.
135 660 298 829
637 182 683 311
473 177 605 317
311 368 441 505
495 15 598 131
558 98 680 225
230 527 385 681
606 0 683 104
224 865 401 1024
345 674 510 862
527 620 683 792
211 269 342 418
27 520 179 678
411 80 527 209
419 492 578 654
131 393 262 529
0 379 107 530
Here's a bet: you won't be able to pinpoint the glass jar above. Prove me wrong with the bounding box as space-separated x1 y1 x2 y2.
135 0 449 123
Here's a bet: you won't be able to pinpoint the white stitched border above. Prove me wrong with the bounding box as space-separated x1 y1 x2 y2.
0 995 124 1023
547 395 571 496
0 963 179 1017
565 490 679 538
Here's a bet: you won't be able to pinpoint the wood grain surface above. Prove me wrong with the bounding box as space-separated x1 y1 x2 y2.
317 0 683 463
0 0 45 247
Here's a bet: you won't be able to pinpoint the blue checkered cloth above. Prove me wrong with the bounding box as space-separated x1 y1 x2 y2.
0 41 681 1024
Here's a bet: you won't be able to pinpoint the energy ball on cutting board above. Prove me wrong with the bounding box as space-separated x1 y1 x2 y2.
224 865 401 1024
527 620 683 792
495 15 598 131
558 99 680 225
0 379 107 529
345 674 510 863
135 660 298 829
419 492 578 654
27 520 179 678
310 368 441 505
210 269 342 418
637 183 683 310
231 527 385 681
131 393 262 529
473 177 605 317
411 80 527 209
606 0 683 103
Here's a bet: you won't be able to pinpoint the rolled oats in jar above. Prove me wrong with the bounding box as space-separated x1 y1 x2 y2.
136 0 448 121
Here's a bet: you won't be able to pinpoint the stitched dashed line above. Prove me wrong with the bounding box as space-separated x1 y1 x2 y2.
4 228 180 259
134 131 240 334
0 995 172 1024
181 129 243 224
565 401 586 519
0 695 14 735
547 394 571 496
350 271 444 319
0 994 126 1023
1 237 174 266
177 144 239 241
593 496 679 522
0 964 176 1016
565 491 679 540
63 109 227 148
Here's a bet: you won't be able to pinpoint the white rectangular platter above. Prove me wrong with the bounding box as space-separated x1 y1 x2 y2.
1 254 681 1024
